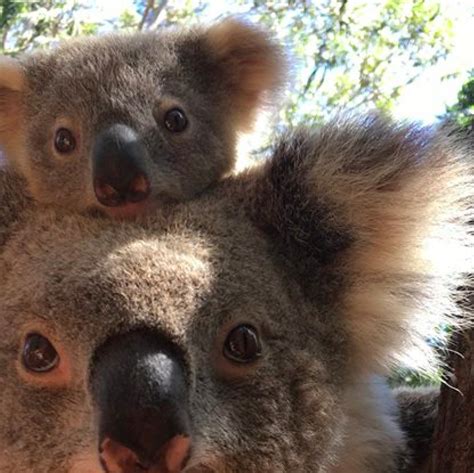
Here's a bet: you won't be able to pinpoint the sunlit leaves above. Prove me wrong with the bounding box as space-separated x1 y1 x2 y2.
445 72 474 129
238 0 456 126
0 0 99 55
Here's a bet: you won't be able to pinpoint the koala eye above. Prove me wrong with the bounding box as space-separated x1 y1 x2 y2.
164 108 188 133
54 128 76 153
22 333 60 373
224 324 262 364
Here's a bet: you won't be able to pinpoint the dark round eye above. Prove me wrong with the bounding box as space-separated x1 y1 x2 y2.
54 128 76 153
164 108 188 133
224 324 262 364
22 333 59 373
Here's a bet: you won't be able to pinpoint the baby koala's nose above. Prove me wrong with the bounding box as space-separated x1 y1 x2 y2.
93 124 151 207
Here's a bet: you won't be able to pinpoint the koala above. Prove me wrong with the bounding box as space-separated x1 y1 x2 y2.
0 18 285 218
394 387 439 472
0 113 472 473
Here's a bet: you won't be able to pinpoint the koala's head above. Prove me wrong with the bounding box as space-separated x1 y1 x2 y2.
0 205 349 473
0 18 286 217
0 115 471 473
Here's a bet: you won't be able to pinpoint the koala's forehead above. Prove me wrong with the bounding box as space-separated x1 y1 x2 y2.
0 201 280 337
22 30 210 114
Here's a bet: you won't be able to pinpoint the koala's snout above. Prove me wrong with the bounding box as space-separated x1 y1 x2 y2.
91 330 191 473
93 124 151 208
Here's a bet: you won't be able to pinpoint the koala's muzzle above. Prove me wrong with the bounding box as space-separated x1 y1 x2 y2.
91 330 191 473
93 124 151 208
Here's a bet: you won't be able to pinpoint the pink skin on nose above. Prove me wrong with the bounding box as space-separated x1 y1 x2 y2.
100 435 191 473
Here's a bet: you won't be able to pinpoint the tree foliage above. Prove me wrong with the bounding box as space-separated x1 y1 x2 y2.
242 0 456 126
117 0 207 32
0 0 98 55
445 71 474 130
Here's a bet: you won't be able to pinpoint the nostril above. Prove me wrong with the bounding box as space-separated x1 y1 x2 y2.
127 174 150 203
162 434 191 473
94 178 123 207
99 438 144 473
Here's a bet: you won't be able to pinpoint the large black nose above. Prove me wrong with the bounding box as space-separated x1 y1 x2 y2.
93 124 151 207
91 330 191 473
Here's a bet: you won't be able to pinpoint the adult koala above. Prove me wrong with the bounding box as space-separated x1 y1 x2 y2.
0 114 472 473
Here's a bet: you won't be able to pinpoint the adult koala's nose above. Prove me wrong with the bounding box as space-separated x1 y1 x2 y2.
93 124 151 208
91 330 191 473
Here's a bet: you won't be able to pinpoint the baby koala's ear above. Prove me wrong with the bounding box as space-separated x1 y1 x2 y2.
0 56 23 92
0 57 26 166
204 17 287 131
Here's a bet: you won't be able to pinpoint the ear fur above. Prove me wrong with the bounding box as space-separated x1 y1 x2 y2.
0 56 26 168
0 56 24 92
245 113 473 375
204 18 287 131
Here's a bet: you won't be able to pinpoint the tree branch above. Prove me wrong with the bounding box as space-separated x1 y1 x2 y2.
427 329 474 472
2 25 10 51
147 0 168 30
138 0 154 31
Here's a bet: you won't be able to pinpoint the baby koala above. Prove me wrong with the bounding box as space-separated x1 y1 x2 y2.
0 18 285 218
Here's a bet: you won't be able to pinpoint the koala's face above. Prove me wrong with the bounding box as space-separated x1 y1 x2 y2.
0 19 284 217
20 32 232 216
0 200 347 473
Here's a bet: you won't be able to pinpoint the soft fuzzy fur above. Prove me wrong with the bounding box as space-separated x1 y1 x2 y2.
0 18 286 212
0 113 472 473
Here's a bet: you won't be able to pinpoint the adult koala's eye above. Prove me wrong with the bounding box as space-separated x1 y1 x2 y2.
164 108 188 133
224 324 262 364
54 128 76 153
22 333 59 373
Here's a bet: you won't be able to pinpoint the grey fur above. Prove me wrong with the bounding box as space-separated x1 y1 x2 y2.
0 113 472 473
395 387 439 472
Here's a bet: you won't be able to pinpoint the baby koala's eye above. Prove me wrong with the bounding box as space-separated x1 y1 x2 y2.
54 128 76 153
22 333 59 373
164 108 188 133
224 324 262 364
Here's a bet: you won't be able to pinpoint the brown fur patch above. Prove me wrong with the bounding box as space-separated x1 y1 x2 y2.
205 18 287 131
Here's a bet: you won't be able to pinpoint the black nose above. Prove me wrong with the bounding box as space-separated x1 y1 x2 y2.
91 330 191 472
93 124 151 207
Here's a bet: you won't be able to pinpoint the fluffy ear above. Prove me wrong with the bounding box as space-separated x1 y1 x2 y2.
204 17 287 131
0 56 23 92
0 56 26 167
245 114 473 375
